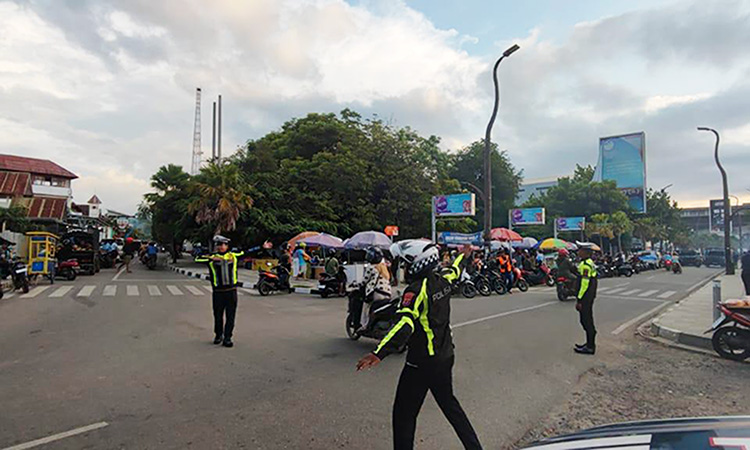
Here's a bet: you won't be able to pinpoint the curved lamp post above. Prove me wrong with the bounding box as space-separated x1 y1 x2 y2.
483 44 520 245
698 127 734 274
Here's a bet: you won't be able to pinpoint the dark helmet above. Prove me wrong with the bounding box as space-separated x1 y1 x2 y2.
365 247 384 264
327 248 337 257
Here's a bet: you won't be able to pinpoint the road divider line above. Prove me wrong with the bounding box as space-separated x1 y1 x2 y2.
1 421 109 450
126 285 139 296
638 289 659 297
112 267 125 281
21 286 51 298
602 294 663 303
102 285 117 296
49 286 73 298
166 285 183 296
658 290 676 299
452 301 558 329
147 285 161 296
612 302 671 335
77 285 96 297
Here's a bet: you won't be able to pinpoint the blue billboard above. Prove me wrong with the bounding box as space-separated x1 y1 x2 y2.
433 193 476 217
437 231 483 246
510 207 545 225
556 217 585 231
598 132 647 213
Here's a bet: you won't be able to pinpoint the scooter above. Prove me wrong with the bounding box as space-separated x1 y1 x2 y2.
664 259 673 271
555 276 576 301
145 253 157 270
318 267 347 298
56 259 79 281
615 262 634 277
511 267 530 292
706 301 750 361
1 260 30 298
522 264 553 287
454 269 477 298
470 270 492 296
345 285 403 347
671 260 682 274
256 263 291 295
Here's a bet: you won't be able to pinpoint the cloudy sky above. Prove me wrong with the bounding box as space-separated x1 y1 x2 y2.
2 0 750 213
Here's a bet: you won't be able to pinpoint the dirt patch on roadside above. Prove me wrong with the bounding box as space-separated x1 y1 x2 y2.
513 334 750 448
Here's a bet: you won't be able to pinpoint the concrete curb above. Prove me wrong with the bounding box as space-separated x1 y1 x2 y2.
168 265 321 296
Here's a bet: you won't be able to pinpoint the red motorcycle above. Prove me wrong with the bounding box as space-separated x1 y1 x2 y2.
707 301 750 361
511 267 529 292
555 276 576 301
55 259 79 281
255 263 291 296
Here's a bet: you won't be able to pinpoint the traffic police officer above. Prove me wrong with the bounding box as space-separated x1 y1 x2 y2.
195 235 244 347
574 242 598 355
357 241 482 450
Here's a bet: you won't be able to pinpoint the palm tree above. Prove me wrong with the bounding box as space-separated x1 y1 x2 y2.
150 164 190 193
589 213 614 253
610 211 633 253
189 162 253 235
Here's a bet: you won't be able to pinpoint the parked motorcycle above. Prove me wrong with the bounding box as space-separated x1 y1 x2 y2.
511 267 529 292
480 266 507 295
2 260 30 298
555 276 576 301
470 270 492 296
522 264 553 287
615 262 634 277
345 285 403 348
706 301 750 361
454 269 477 298
318 267 347 298
55 259 79 281
256 263 291 295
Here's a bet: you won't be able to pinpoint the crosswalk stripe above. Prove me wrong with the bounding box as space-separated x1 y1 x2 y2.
620 289 641 296
658 290 677 299
147 285 162 296
127 285 139 296
77 285 96 297
21 286 51 298
597 287 612 293
241 288 256 296
638 289 659 297
605 288 626 295
166 285 183 296
49 286 73 298
4 292 15 299
184 285 204 295
202 285 213 293
103 285 117 296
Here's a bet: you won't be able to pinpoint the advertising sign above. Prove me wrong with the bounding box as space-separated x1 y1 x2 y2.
510 207 545 226
556 217 585 231
437 231 483 246
433 193 476 217
597 132 647 213
710 199 727 232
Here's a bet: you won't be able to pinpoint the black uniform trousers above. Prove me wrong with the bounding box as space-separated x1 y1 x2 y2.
392 355 482 450
578 289 597 349
742 270 750 296
213 289 238 339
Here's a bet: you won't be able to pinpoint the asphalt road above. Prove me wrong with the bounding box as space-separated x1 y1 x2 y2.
0 263 719 449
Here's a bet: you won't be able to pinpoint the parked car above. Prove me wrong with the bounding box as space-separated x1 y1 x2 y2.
679 249 703 267
704 248 726 267
637 251 659 270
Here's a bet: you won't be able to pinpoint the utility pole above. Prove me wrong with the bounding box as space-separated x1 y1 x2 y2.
190 88 202 175
217 94 222 161
212 101 217 161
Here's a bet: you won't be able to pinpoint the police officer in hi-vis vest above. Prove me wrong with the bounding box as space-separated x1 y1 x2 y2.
195 235 244 347
574 242 598 355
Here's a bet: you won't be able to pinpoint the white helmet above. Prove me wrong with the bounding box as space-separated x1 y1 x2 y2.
390 239 439 280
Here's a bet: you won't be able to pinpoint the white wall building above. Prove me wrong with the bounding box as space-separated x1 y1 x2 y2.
516 177 559 205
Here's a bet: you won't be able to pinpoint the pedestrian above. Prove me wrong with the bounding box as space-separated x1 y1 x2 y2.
118 237 137 273
741 250 750 296
293 243 310 278
195 235 245 348
357 241 482 450
574 242 598 355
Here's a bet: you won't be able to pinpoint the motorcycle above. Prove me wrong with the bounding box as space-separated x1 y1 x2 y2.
256 263 291 295
2 260 30 298
481 263 507 295
470 270 492 296
454 269 477 299
511 267 530 292
145 253 157 270
522 264 553 287
345 285 403 348
664 259 673 271
615 262 634 277
706 301 750 361
671 260 682 274
555 276 576 301
55 259 79 281
318 267 347 298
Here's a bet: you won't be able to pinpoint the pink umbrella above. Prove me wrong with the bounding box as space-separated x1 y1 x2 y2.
489 227 523 242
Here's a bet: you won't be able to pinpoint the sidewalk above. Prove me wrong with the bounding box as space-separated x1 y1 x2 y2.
650 272 747 350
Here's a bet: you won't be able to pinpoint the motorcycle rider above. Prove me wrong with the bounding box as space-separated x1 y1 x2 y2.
556 249 575 283
497 248 513 293
574 242 598 355
357 241 482 450
354 247 392 332
324 248 346 295
195 235 245 348
146 242 158 265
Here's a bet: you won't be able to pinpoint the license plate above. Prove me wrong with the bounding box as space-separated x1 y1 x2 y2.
317 285 325 290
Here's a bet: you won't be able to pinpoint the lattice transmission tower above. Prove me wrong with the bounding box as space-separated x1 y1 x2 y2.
190 87 203 175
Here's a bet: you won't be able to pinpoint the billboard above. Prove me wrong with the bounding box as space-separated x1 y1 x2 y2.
437 231 483 246
597 132 647 213
710 199 727 232
433 193 476 217
511 207 545 226
556 217 585 231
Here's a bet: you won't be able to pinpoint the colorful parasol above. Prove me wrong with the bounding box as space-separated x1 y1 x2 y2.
489 227 523 242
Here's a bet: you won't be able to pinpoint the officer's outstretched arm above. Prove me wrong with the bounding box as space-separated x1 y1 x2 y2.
441 253 466 284
194 254 211 263
372 280 426 360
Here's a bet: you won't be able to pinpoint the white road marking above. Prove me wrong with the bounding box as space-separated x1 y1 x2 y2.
1 421 109 450
658 290 677 299
166 285 183 296
76 285 96 297
612 302 671 335
202 285 213 292
619 289 641 296
21 286 51 298
49 286 73 298
4 292 16 299
602 295 664 303
604 288 626 295
452 301 558 329
597 287 612 293
147 285 162 296
638 289 659 297
126 285 139 296
646 275 655 280
184 285 204 295
102 285 117 296
112 267 125 281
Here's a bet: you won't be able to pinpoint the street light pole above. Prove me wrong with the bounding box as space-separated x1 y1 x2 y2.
731 195 742 254
698 127 734 274
483 44 519 245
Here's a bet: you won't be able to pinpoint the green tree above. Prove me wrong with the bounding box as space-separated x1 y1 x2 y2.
144 164 196 252
0 204 29 232
589 213 614 251
189 162 254 235
610 211 633 252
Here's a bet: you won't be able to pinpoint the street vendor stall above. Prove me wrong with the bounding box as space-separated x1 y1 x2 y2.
26 231 58 284
58 230 100 275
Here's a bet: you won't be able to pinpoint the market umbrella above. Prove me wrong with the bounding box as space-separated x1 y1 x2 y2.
300 233 344 248
537 238 571 251
489 227 523 242
344 231 392 249
511 237 538 249
575 241 601 252
288 231 319 249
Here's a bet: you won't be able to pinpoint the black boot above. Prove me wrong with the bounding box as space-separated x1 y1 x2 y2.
222 338 234 348
574 345 595 355
213 335 223 345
